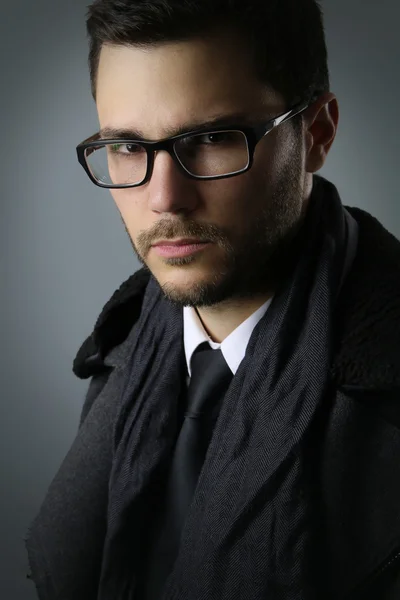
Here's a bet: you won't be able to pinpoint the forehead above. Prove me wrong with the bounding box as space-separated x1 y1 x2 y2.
96 34 283 140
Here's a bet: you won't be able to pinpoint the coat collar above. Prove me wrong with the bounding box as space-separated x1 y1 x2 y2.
73 201 400 392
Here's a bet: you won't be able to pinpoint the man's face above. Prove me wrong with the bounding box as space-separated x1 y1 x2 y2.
96 31 308 308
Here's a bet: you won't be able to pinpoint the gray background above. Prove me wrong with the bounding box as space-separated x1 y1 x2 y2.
1 1 399 598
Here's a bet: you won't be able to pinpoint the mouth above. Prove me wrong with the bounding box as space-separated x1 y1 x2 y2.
151 240 211 258
152 238 209 247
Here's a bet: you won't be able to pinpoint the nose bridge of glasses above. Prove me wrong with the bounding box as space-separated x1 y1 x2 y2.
147 136 182 157
148 137 190 180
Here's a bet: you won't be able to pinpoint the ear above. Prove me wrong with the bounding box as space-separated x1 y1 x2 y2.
304 92 339 173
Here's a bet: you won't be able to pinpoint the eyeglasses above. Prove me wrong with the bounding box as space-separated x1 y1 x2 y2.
76 101 309 189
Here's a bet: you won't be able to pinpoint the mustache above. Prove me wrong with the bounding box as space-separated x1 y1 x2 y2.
138 220 228 249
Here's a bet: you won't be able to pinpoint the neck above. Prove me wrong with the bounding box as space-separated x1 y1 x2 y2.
195 293 273 343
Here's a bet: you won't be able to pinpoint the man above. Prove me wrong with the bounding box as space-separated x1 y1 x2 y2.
25 0 400 599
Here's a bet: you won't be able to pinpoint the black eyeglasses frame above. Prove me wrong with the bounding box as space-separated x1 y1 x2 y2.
76 100 310 189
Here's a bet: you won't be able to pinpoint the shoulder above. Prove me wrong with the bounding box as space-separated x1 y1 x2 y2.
331 205 400 392
72 267 151 379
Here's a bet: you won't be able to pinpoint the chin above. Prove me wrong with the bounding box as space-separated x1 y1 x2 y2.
156 267 238 309
156 267 207 293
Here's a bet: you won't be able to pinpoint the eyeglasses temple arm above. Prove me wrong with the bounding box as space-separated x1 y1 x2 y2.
273 102 309 128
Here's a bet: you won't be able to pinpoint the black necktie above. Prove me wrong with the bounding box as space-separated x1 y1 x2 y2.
138 342 233 600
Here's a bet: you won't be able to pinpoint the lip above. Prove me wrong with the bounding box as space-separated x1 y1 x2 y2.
152 241 211 258
152 238 208 247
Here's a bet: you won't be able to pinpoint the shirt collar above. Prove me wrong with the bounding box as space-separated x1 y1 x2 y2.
183 297 273 377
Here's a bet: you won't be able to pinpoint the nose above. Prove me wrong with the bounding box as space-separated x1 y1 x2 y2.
147 149 200 214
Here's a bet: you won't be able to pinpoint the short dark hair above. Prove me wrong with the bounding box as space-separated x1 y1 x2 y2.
86 0 330 111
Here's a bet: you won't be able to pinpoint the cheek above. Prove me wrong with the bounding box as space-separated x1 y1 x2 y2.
200 177 262 239
252 145 281 184
110 189 147 235
200 178 249 218
110 188 134 211
252 127 299 182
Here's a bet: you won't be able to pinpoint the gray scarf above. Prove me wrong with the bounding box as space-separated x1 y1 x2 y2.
96 176 359 599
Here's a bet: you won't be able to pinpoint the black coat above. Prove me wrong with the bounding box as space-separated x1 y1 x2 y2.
26 204 400 600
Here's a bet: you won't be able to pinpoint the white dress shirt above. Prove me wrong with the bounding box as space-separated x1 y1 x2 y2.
183 296 274 381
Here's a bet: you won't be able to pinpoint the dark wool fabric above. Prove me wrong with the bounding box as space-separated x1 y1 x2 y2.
96 177 359 600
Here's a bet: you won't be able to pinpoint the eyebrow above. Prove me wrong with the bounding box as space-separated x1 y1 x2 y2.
99 111 267 141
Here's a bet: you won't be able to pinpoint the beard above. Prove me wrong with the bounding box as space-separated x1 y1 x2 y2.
122 137 307 309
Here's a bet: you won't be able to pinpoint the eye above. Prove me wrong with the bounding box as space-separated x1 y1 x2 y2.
109 143 144 155
195 132 237 145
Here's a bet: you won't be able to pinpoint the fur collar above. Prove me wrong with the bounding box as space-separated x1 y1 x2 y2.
73 206 400 391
